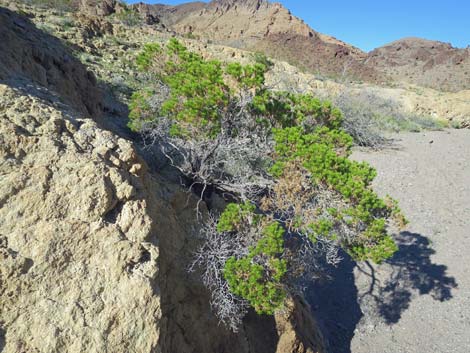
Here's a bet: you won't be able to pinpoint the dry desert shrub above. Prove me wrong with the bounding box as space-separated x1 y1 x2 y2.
129 39 406 330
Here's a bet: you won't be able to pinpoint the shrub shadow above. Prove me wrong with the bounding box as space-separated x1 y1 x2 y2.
374 231 458 324
307 231 458 353
0 327 4 352
306 254 361 353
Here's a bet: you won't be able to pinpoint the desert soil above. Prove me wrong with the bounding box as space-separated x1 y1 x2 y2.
309 129 470 353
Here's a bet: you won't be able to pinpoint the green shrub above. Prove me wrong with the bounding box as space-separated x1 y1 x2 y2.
129 40 404 329
252 91 343 130
128 89 155 131
216 202 258 233
251 52 274 70
136 43 161 71
226 62 266 89
130 39 238 137
224 218 286 314
183 32 200 40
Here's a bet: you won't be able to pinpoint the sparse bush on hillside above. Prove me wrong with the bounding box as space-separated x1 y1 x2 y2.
115 6 142 27
335 90 447 148
450 119 464 129
22 0 78 12
183 32 200 40
129 39 406 331
334 91 392 148
252 52 274 70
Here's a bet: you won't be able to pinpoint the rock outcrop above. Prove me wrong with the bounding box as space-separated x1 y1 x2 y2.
0 81 162 353
367 37 470 92
0 9 163 345
0 5 327 353
70 0 470 91
78 0 117 17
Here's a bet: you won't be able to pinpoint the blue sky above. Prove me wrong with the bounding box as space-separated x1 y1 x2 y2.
126 0 470 51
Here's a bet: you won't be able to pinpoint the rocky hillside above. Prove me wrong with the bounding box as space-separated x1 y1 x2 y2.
0 2 103 117
180 42 470 127
6 0 467 128
367 37 470 92
0 4 326 353
137 0 382 83
131 0 470 92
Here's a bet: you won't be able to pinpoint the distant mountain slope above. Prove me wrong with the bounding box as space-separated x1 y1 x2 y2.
136 0 383 83
366 37 470 92
133 0 470 91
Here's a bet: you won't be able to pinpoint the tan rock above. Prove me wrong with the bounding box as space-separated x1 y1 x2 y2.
0 83 161 353
275 297 326 353
0 80 327 353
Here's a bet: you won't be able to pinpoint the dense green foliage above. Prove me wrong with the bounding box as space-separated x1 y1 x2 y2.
129 39 404 319
136 43 161 71
215 202 288 313
251 52 274 70
216 202 258 233
128 89 155 131
271 125 397 259
224 219 287 314
252 91 343 130
130 38 268 138
160 39 228 137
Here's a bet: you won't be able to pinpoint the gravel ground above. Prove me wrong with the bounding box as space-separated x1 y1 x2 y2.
309 129 470 353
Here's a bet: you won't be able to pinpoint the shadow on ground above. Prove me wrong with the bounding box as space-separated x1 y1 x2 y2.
374 231 458 324
307 255 361 353
307 231 458 353
0 327 4 352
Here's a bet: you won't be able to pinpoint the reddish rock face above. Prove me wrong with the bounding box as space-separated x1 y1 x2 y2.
128 1 469 91
366 37 470 91
131 0 380 83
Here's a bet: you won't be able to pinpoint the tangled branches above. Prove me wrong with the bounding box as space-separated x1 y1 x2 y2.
140 95 273 204
189 215 250 331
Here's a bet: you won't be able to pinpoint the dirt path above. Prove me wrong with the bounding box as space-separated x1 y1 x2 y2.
309 129 470 353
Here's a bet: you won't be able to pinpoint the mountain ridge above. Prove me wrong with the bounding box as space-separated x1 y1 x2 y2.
135 0 381 82
130 0 470 91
